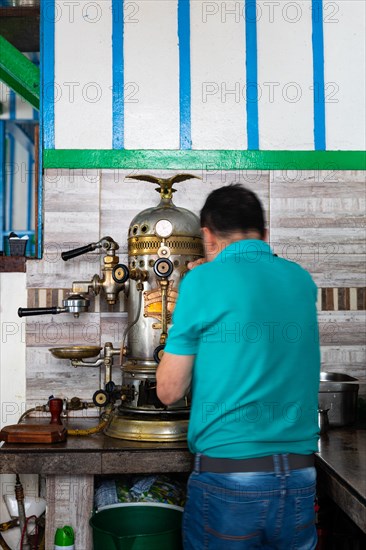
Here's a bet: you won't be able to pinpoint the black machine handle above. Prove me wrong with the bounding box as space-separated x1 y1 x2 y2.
18 307 64 317
61 243 97 261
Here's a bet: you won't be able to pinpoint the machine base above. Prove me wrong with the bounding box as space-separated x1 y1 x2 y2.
105 411 189 442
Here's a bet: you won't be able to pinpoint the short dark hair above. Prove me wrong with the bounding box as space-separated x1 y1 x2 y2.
200 184 265 237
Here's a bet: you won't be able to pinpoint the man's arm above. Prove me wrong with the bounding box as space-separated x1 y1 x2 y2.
156 352 194 406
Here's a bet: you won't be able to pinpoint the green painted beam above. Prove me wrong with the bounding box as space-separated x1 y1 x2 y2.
43 149 366 170
0 36 40 110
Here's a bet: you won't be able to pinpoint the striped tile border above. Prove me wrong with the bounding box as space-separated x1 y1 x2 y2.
28 287 366 313
318 288 366 311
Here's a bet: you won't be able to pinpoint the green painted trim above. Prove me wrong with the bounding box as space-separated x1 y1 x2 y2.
43 149 366 170
0 36 40 110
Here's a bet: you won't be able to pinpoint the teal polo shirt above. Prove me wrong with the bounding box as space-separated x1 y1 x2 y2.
164 240 320 459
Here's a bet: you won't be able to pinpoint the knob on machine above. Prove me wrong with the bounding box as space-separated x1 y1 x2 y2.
153 258 174 278
93 390 110 407
153 345 165 364
112 264 130 284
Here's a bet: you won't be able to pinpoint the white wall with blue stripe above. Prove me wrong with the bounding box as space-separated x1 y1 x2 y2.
43 0 365 151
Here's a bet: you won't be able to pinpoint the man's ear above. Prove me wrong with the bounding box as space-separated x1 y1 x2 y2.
263 228 269 242
201 226 211 240
201 227 214 244
201 227 219 260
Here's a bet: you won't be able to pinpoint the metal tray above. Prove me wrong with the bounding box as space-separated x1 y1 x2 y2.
49 346 102 360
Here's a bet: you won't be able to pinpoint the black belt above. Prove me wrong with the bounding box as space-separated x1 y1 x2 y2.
194 453 314 473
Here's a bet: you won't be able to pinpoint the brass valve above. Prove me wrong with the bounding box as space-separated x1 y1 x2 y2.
129 268 149 282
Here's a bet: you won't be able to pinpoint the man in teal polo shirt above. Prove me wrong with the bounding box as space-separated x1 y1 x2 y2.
157 184 320 549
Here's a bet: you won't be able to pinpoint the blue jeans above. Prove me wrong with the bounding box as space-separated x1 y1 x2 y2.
183 456 317 549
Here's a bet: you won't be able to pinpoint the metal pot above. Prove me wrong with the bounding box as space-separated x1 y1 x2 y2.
318 372 359 427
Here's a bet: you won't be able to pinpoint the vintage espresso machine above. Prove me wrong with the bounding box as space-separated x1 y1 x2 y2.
18 175 204 440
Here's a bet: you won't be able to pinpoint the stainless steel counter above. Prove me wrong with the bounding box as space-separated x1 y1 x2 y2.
315 428 366 533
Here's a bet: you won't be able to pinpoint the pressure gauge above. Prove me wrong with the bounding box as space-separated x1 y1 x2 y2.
155 219 173 238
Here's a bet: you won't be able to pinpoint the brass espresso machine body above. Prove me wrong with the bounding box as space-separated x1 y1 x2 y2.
18 175 204 441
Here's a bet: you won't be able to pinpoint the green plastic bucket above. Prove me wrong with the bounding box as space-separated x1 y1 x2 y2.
90 503 183 550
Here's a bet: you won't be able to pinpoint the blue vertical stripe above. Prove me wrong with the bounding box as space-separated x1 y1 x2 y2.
38 2 46 256
38 108 43 257
9 91 16 119
7 135 14 231
178 0 191 150
27 153 34 230
0 122 5 251
112 0 124 149
312 0 326 150
30 52 40 121
245 1 259 150
43 0 55 148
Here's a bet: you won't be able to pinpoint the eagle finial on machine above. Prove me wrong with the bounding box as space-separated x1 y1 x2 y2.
126 174 201 199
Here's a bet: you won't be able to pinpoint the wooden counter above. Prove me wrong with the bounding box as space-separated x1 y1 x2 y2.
0 419 192 549
1 421 365 547
0 426 192 475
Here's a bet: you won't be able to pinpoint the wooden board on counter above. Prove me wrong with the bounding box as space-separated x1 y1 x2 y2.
0 424 66 444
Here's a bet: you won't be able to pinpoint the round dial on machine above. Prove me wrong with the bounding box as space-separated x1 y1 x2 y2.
153 345 165 363
93 389 110 407
112 264 129 284
155 219 173 238
153 258 174 278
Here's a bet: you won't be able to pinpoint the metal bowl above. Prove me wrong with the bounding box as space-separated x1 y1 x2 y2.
49 346 102 360
320 372 358 383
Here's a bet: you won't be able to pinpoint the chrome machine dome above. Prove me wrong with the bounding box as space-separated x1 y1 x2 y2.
127 174 201 238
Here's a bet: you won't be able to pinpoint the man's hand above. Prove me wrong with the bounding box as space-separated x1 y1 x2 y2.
156 352 194 405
